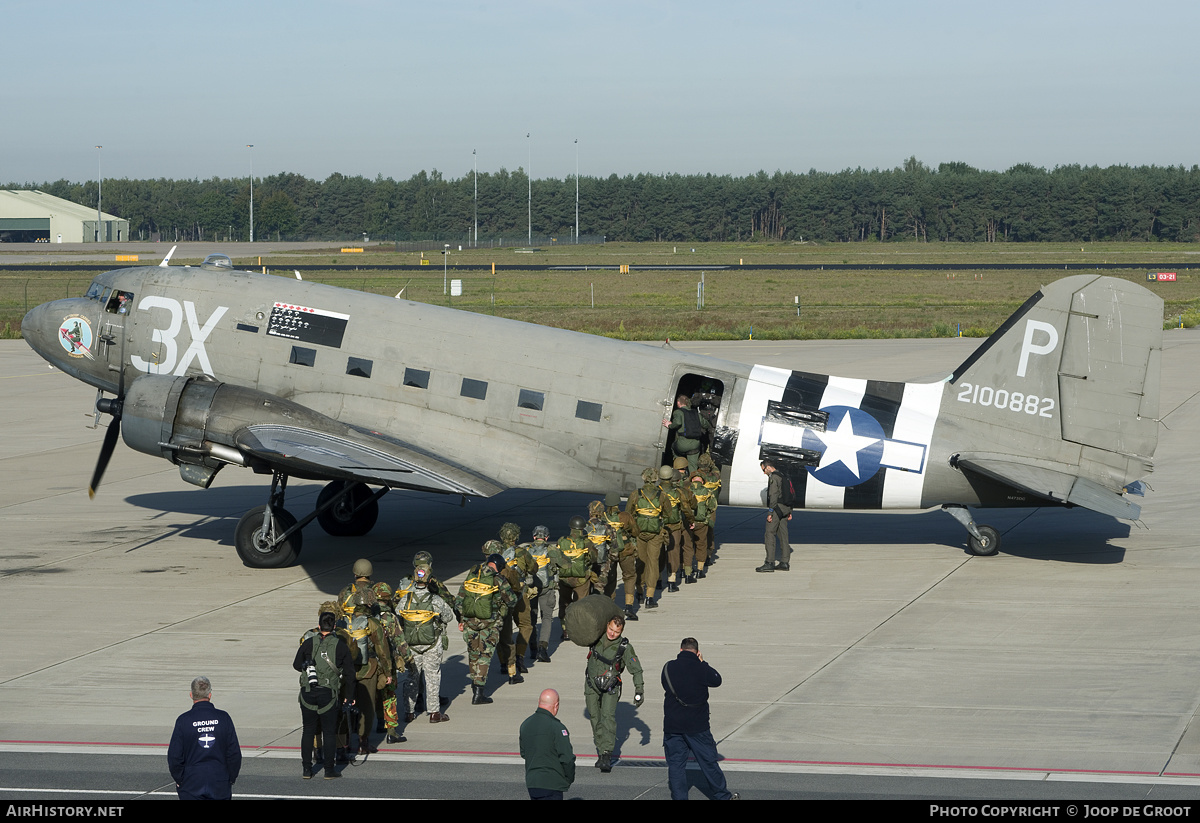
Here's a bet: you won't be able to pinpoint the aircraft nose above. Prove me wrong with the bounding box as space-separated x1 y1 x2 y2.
21 302 53 358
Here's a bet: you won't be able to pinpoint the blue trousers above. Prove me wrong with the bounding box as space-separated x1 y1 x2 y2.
663 730 733 800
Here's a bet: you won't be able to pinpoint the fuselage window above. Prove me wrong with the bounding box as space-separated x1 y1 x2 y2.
347 357 373 378
85 281 105 301
575 400 602 422
461 377 488 400
404 368 430 389
105 290 134 314
518 389 544 411
289 346 316 367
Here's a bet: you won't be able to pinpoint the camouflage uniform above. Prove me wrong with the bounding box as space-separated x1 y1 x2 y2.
603 498 639 617
586 500 617 599
455 554 516 704
396 573 456 722
495 523 538 681
522 527 557 662
551 518 597 638
371 583 412 742
337 593 393 754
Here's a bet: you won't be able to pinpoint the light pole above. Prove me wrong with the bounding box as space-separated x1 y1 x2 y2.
526 132 531 245
444 243 449 296
247 144 255 243
473 148 478 248
95 146 102 243
574 138 579 244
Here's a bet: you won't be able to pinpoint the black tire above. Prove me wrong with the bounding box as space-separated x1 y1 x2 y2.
968 525 1001 557
316 481 379 537
236 505 302 568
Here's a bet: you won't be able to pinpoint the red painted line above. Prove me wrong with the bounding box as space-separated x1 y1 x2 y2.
0 740 1171 777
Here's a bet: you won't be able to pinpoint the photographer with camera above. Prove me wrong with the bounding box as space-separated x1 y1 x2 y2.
295 608 357 779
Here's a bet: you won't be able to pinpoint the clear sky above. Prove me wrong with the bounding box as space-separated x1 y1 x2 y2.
4 0 1197 185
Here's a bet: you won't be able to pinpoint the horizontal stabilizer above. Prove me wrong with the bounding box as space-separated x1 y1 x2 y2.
959 455 1141 520
236 424 504 497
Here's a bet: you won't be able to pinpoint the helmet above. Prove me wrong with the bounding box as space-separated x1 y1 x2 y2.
352 558 373 579
568 515 586 532
412 551 433 569
658 465 675 480
605 492 621 508
588 500 605 518
698 453 716 470
485 553 506 570
499 522 521 545
672 457 688 470
533 525 550 541
482 539 504 555
371 582 393 603
318 600 339 621
641 468 657 484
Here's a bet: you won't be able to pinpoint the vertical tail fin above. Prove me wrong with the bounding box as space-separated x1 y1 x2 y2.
948 275 1161 518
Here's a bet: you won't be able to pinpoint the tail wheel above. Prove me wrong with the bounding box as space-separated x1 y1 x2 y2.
968 525 1001 557
316 481 380 537
236 505 302 568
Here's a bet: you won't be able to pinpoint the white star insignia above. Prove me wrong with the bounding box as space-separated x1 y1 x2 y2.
810 411 881 479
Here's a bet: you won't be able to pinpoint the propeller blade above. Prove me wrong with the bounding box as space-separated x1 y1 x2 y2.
88 417 121 498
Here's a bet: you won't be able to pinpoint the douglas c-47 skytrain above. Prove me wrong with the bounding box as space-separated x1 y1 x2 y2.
21 253 1162 568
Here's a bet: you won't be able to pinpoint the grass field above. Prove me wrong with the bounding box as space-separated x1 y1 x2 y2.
2 241 1198 340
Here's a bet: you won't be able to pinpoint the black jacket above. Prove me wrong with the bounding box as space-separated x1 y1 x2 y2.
661 650 721 736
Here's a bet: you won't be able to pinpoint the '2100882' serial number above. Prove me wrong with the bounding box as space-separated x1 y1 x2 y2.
956 382 1055 418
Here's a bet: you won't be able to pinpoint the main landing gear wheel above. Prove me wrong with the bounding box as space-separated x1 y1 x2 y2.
968 525 1001 557
316 481 380 537
236 505 303 568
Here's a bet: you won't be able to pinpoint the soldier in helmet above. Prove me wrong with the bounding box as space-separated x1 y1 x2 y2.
495 523 538 685
455 547 516 705
601 493 640 621
585 500 616 602
627 467 669 611
338 558 380 617
395 551 458 717
682 472 716 583
523 525 557 663
370 582 413 744
662 459 695 594
337 588 392 757
697 453 722 565
396 566 456 723
551 515 597 641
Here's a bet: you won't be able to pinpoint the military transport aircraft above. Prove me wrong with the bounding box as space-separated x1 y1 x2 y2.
20 254 1162 568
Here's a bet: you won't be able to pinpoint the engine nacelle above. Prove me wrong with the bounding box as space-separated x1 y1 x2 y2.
120 374 334 488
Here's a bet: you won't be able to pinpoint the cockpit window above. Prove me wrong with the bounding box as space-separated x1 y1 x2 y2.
85 281 105 301
105 290 134 314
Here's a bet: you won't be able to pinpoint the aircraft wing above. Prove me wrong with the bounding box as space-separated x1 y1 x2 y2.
234 423 504 497
956 454 1141 520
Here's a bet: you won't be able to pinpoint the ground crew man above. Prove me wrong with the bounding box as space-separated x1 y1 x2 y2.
455 548 516 705
584 615 644 773
628 467 668 611
397 566 456 723
552 515 596 641
495 522 538 684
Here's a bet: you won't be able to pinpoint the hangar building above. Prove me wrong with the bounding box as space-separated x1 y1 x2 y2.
0 190 129 243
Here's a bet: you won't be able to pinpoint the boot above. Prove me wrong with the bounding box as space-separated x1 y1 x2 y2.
599 751 613 773
623 606 639 622
509 672 525 684
536 643 552 663
685 574 696 584
471 685 493 705
516 657 529 673
429 711 449 723
385 730 406 744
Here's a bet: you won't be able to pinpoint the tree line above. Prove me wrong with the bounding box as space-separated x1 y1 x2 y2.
10 158 1200 243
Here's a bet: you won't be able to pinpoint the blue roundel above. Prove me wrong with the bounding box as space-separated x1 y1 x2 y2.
800 405 885 487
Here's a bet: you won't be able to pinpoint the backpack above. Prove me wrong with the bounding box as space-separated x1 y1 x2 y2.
398 589 443 648
299 632 342 714
459 566 500 620
778 472 798 508
679 407 703 439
